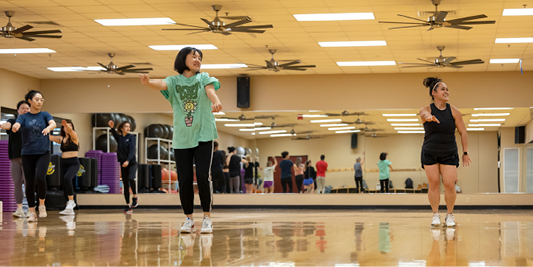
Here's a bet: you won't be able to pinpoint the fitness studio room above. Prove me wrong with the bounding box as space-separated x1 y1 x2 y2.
1 0 533 266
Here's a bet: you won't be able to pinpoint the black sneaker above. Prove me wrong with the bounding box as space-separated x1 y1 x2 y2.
124 205 132 214
132 197 138 208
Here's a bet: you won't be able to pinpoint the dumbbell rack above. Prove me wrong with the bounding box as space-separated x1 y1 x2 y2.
144 137 175 192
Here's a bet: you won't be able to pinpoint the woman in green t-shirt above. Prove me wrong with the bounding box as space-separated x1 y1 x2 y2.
139 47 223 234
377 152 393 193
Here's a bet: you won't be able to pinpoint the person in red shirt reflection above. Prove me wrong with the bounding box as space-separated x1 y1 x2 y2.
315 155 328 194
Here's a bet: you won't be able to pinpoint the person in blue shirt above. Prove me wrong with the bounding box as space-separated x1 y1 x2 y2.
12 90 56 222
108 120 138 213
279 151 294 193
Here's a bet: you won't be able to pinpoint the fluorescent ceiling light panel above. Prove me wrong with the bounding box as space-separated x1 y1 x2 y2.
394 127 424 130
224 123 255 127
503 8 533 16
397 131 425 134
251 133 255 135
470 119 505 122
328 126 356 130
149 44 218 50
311 119 342 123
259 130 287 135
391 123 421 126
495 38 533 43
302 114 328 118
309 110 322 112
335 130 361 133
0 48 56 54
318 41 386 47
382 114 417 117
337 61 396 66
215 118 239 122
473 108 513 110
239 129 255 132
468 124 501 127
201 64 247 69
47 66 105 72
467 128 485 131
387 119 419 122
270 134 294 137
293 12 375 21
213 112 225 115
254 127 272 130
320 124 348 127
95 18 176 26
471 113 510 117
254 122 263 126
489 59 520 64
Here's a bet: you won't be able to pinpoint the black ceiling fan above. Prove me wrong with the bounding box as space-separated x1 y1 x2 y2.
292 134 323 140
243 49 316 72
161 5 273 36
218 113 276 121
378 0 495 31
342 117 377 125
90 53 153 75
399 46 484 68
323 110 367 117
1 11 62 41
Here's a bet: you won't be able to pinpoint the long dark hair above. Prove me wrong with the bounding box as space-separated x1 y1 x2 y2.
221 150 228 168
60 119 75 143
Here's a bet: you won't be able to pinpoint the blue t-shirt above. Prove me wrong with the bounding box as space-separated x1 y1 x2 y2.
280 159 294 179
15 111 53 155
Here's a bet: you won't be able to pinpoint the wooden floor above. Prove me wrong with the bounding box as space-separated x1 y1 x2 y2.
1 209 532 266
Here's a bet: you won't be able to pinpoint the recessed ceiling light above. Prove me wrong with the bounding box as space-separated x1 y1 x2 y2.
467 128 485 131
318 41 386 47
335 130 361 133
293 12 375 21
503 8 533 16
311 119 342 123
270 134 294 137
470 119 505 122
471 113 510 117
201 64 247 69
259 130 287 135
468 124 501 127
47 66 105 72
382 114 417 117
0 48 56 54
387 119 419 122
489 59 520 64
328 126 356 130
149 44 218 51
320 124 349 127
95 18 176 26
473 108 514 110
213 112 225 115
302 114 328 118
397 131 425 134
394 127 424 130
337 61 396 66
224 123 255 127
390 123 421 126
495 38 533 43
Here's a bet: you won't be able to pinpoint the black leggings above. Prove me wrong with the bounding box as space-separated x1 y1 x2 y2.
174 141 213 215
22 151 50 208
281 177 293 193
295 175 304 193
212 171 225 193
355 177 363 192
380 179 389 193
121 160 138 204
61 157 80 198
223 172 230 193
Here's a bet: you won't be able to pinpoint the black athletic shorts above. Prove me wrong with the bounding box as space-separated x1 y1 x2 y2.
421 150 459 169
244 178 254 184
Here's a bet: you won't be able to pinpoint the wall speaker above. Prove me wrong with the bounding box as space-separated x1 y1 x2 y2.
515 126 525 144
351 133 358 149
237 76 250 108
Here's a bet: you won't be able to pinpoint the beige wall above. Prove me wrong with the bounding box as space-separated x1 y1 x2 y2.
256 131 499 193
0 68 40 110
39 71 533 114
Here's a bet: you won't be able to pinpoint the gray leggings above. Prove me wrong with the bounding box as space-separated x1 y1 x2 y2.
229 176 240 193
11 158 26 204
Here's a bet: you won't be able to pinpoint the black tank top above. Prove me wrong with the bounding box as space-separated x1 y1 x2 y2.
422 103 457 155
244 162 254 178
229 155 241 177
61 138 79 152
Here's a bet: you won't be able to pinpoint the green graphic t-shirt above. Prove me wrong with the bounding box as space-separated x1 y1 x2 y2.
161 72 221 149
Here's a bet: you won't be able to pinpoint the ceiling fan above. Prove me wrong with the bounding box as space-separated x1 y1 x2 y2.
399 46 484 69
359 127 384 133
365 133 388 138
342 117 377 125
243 49 316 72
219 113 276 121
161 5 273 36
292 134 323 140
1 11 62 41
378 0 495 31
324 110 367 117
289 129 314 135
91 53 153 75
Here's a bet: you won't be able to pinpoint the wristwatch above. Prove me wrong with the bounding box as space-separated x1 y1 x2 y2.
463 152 469 155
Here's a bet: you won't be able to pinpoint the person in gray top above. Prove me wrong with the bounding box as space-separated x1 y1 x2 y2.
354 152 365 193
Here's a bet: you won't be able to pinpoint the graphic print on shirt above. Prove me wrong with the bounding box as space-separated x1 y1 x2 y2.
176 82 200 127
29 119 43 139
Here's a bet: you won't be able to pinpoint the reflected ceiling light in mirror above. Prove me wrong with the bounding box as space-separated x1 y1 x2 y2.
387 119 419 122
470 119 505 122
224 123 256 127
302 114 328 118
255 127 272 131
251 133 256 135
149 44 218 50
0 48 56 54
397 131 425 133
335 130 361 133
495 38 533 43
391 123 421 126
382 114 417 117
319 41 386 47
215 118 239 122
489 59 520 64
239 129 256 132
337 61 396 66
259 130 287 135
254 122 263 126
503 9 533 16
270 134 294 137
311 119 342 123
468 124 501 127
394 127 424 130
320 124 348 127
294 13 374 21
473 108 514 110
471 113 510 116
95 18 176 26
213 111 225 115
309 110 322 112
467 128 485 131
328 126 356 130
48 66 105 72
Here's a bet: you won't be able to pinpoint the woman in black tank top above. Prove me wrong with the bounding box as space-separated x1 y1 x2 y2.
420 77 471 228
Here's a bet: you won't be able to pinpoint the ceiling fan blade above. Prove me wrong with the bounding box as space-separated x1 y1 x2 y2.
446 14 487 24
324 113 342 116
401 65 434 68
444 25 472 30
444 57 456 63
221 31 232 35
341 121 356 124
200 18 212 26
285 65 315 68
162 28 210 31
220 16 251 21
21 35 62 39
227 28 265 33
434 11 448 23
450 59 484 65
416 58 434 63
97 62 107 69
399 62 435 66
246 68 267 71
282 68 307 71
12 25 33 34
122 68 154 72
378 21 428 25
389 25 428 30
170 22 207 28
224 19 251 28
278 61 301 67
116 65 135 70
16 36 34 42
397 14 428 23
186 30 210 35
232 24 274 29
454 20 495 25
446 65 463 68
117 72 126 75
21 30 62 35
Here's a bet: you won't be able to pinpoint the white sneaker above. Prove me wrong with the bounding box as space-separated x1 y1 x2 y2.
27 212 38 222
431 213 441 227
180 218 195 233
12 208 26 218
432 229 440 241
59 201 76 215
445 213 456 227
38 206 47 218
201 217 213 234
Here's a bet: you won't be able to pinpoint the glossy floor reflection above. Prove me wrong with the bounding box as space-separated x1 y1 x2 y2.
1 209 533 266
